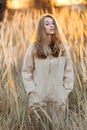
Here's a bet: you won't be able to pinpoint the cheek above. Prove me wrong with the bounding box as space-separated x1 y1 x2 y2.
44 26 49 33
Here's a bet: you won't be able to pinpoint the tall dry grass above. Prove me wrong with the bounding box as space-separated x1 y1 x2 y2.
0 7 87 130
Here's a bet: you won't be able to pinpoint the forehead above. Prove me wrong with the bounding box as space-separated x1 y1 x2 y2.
44 17 54 22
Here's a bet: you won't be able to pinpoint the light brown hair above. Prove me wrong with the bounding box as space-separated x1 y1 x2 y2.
33 14 66 59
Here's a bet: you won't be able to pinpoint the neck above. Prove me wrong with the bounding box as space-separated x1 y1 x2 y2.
47 35 52 45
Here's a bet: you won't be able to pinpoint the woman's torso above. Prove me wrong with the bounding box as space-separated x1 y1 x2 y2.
33 54 67 105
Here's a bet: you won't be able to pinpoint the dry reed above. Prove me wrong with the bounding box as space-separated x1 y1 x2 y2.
0 7 87 130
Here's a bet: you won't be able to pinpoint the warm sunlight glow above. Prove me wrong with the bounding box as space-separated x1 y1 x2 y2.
55 0 84 5
7 0 30 9
7 0 85 9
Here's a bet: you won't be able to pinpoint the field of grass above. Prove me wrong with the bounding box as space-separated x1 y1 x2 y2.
0 7 87 130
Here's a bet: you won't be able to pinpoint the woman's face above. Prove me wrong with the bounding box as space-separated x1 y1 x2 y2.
43 17 55 35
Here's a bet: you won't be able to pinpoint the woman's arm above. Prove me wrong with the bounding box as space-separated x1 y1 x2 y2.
63 47 74 96
22 44 36 95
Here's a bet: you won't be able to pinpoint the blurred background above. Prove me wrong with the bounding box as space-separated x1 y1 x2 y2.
0 0 87 21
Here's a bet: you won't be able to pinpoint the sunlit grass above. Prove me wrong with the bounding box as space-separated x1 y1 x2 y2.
0 7 87 130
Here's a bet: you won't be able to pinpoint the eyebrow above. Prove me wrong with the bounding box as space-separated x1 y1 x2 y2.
45 20 54 23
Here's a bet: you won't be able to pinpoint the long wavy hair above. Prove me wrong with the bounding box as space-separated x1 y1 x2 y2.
33 14 67 59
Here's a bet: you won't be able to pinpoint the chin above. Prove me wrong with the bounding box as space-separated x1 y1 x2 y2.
47 32 55 35
50 32 55 35
49 32 55 34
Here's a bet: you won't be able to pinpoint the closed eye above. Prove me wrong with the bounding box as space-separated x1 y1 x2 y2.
45 23 49 25
45 22 55 26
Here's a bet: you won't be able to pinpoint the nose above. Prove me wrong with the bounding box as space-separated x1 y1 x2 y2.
50 24 54 29
50 23 54 27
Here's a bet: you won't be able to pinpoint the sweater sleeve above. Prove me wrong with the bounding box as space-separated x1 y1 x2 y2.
22 44 36 95
63 47 74 96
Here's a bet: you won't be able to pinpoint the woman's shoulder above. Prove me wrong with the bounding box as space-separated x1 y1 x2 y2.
62 42 71 59
62 42 69 53
26 43 35 54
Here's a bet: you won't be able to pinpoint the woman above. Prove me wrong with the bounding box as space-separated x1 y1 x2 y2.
22 14 74 111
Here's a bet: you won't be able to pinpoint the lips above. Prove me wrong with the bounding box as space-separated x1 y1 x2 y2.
50 29 54 31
